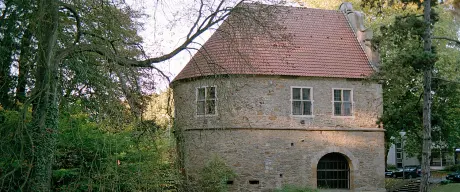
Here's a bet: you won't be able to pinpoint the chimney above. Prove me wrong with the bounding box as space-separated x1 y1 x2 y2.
339 2 380 70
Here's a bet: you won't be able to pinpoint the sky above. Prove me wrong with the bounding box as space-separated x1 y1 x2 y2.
125 0 296 91
125 0 223 90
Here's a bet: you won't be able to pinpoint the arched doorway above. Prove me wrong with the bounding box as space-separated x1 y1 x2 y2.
317 152 350 189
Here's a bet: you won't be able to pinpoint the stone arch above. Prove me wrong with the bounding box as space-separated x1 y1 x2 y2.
310 147 359 189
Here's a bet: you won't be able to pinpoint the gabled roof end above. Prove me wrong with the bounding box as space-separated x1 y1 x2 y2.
339 2 380 70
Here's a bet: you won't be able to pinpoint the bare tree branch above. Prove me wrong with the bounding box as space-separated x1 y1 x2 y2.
187 0 205 39
400 14 424 19
59 2 81 45
432 36 460 45
55 43 171 83
204 0 227 29
57 4 234 68
433 76 460 84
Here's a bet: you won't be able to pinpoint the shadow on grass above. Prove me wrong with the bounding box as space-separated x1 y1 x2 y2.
385 178 413 192
430 183 460 192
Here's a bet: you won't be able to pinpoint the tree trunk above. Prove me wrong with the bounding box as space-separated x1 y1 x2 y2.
114 67 143 118
29 0 60 191
0 5 18 109
420 0 432 191
16 27 33 104
385 142 389 170
384 132 391 170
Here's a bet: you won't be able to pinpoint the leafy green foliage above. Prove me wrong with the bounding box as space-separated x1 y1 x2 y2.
371 1 460 157
144 89 174 129
0 106 33 191
185 156 236 192
444 164 460 172
440 180 452 185
198 156 236 192
52 102 179 191
1 98 180 191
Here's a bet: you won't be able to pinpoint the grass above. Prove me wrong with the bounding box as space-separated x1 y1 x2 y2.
430 183 460 192
385 170 457 192
429 170 460 192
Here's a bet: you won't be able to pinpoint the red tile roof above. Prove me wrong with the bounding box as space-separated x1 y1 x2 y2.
173 4 375 82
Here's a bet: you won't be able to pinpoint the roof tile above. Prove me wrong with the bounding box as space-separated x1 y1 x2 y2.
173 4 374 82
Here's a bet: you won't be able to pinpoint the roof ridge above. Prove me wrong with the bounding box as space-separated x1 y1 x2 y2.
240 2 343 13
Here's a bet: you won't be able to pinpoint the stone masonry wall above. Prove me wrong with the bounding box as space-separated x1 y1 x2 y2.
173 75 385 191
183 129 385 191
174 75 383 130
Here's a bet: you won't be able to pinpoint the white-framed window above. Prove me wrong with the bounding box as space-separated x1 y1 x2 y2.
333 89 353 116
196 86 217 115
291 87 313 116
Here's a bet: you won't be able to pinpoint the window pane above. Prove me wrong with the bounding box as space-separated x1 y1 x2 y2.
334 102 342 115
197 88 205 100
292 101 301 115
319 162 325 169
343 90 351 101
197 101 205 115
303 101 312 115
334 90 341 101
302 88 310 100
292 88 301 100
207 100 216 114
208 87 216 99
318 171 324 179
343 102 352 116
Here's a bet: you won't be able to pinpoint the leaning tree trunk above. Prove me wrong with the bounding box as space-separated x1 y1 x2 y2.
29 0 60 191
420 0 432 191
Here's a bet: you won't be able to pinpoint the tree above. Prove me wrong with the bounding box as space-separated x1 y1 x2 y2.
0 0 33 109
30 0 232 190
362 0 460 191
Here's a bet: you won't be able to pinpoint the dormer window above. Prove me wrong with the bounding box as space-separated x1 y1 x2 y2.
196 86 216 115
333 89 353 116
291 87 313 116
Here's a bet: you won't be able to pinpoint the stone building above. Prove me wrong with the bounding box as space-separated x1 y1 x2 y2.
171 2 384 191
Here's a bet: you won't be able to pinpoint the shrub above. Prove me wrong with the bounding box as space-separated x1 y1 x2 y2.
387 164 397 170
51 104 180 191
444 164 460 172
0 107 32 191
197 156 236 192
440 180 451 185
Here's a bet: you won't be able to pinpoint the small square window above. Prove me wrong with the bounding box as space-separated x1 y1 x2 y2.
196 86 217 115
333 89 353 116
292 87 313 116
